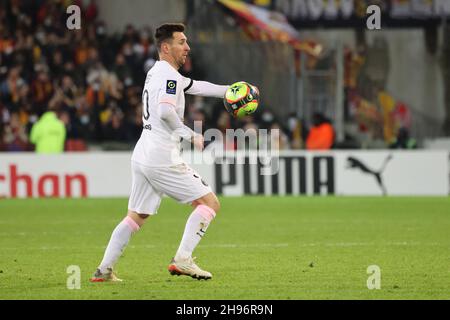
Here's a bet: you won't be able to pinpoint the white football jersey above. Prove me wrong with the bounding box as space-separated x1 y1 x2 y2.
131 60 193 167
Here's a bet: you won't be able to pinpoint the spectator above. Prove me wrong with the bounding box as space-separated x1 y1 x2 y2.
49 49 66 80
112 53 133 84
215 110 235 150
270 122 289 150
3 111 29 151
85 0 99 23
126 103 143 143
306 112 335 150
259 109 275 130
102 107 127 142
31 68 54 114
287 113 307 149
1 66 26 110
29 109 66 153
389 127 417 149
241 122 259 150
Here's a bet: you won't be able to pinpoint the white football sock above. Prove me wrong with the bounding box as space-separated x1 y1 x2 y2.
98 216 140 273
175 205 216 261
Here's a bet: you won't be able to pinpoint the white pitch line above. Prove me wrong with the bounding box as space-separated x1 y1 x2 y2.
0 241 448 252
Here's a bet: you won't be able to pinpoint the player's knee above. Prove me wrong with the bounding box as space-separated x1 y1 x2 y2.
192 200 220 213
138 214 150 220
193 193 220 213
208 198 220 213
127 210 150 227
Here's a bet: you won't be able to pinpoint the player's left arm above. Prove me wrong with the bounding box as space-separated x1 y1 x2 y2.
183 78 229 98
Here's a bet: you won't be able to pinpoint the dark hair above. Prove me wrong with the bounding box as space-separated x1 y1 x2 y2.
155 23 185 52
312 112 328 126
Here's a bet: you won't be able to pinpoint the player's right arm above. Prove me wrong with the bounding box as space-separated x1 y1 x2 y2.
152 68 204 150
158 103 204 150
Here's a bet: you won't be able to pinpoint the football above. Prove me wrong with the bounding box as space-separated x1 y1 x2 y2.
223 81 260 119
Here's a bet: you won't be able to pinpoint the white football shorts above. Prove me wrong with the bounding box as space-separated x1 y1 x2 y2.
128 161 213 215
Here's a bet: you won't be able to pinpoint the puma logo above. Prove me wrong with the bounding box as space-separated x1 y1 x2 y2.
346 155 393 195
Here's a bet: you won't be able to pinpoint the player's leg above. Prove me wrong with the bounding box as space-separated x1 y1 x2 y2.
168 192 219 280
191 191 220 212
91 211 148 282
174 192 220 261
148 164 218 279
90 162 161 282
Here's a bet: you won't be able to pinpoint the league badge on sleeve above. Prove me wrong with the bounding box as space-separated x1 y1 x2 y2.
166 80 177 94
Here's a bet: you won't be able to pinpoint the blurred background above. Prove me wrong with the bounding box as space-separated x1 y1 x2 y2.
1 0 449 152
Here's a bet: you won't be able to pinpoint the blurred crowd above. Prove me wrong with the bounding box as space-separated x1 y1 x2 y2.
0 0 333 153
0 0 159 152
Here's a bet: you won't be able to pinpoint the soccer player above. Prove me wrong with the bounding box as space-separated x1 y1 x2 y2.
90 23 231 281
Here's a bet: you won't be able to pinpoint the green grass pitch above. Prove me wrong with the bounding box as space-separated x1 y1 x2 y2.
0 196 449 300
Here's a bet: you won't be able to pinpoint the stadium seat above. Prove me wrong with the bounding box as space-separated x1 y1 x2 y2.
65 139 87 152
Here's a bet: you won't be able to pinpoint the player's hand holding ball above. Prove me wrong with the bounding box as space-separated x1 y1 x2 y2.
223 81 260 119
